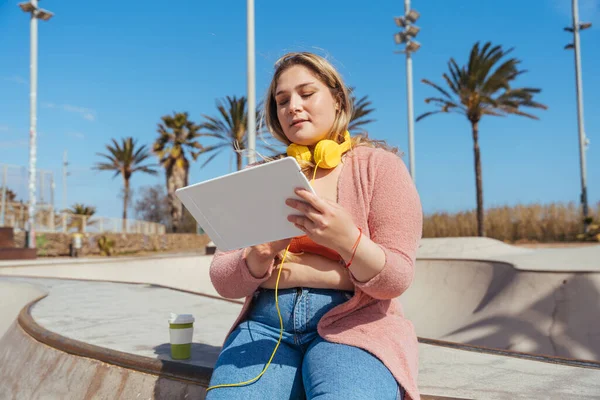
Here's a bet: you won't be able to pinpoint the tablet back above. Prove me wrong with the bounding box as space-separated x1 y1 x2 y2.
175 157 315 252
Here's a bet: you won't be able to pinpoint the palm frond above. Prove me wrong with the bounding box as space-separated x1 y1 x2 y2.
418 41 547 124
199 96 254 170
421 79 454 100
348 89 376 133
416 110 447 122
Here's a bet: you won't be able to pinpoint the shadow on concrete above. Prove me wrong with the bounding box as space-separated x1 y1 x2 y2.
471 264 516 313
152 342 222 400
448 274 600 361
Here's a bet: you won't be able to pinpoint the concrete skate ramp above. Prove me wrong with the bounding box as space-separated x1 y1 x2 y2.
0 319 207 400
403 259 600 362
1 277 600 399
0 280 45 339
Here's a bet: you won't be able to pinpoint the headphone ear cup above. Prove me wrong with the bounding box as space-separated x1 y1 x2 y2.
287 143 312 163
314 140 341 169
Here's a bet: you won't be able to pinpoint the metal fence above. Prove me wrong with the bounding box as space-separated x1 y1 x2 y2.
2 206 165 235
0 163 55 224
1 163 166 234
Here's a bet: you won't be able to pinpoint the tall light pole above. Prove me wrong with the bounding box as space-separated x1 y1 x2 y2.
564 0 591 231
246 0 257 165
394 2 420 183
19 0 53 248
62 150 68 211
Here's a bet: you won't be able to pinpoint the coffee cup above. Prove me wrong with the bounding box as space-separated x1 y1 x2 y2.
168 313 194 360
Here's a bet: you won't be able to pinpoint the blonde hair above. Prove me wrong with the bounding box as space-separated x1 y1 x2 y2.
261 52 398 171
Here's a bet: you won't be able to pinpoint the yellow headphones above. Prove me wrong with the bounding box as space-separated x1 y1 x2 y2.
286 131 352 169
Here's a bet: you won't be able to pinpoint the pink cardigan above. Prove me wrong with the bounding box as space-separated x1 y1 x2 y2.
209 146 423 400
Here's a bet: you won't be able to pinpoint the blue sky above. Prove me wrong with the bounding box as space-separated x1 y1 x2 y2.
1 0 599 219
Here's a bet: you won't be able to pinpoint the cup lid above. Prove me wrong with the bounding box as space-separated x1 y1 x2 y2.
169 313 195 324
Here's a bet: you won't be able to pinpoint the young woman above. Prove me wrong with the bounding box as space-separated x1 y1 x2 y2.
206 52 423 400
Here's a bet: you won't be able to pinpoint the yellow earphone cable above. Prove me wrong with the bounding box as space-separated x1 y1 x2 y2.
207 165 320 392
206 245 289 391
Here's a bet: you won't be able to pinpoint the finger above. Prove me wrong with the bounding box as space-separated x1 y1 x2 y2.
294 189 327 213
288 215 316 231
286 199 322 221
294 222 307 233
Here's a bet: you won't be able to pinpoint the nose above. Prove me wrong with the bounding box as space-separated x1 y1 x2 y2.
288 94 302 114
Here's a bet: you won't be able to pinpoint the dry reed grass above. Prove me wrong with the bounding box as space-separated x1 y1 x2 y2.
423 201 600 242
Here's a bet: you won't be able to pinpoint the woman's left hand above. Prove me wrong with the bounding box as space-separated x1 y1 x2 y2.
286 188 360 254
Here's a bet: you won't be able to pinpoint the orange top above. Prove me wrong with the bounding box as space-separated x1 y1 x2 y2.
288 235 342 261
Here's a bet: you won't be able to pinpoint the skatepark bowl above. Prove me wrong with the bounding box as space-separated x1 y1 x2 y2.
0 237 599 399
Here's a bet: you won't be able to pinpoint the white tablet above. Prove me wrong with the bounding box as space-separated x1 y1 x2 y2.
175 157 316 252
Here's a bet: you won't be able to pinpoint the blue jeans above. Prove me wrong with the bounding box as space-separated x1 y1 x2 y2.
206 287 404 400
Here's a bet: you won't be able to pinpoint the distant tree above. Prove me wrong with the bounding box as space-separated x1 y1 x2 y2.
134 185 170 227
153 112 203 232
67 203 96 232
348 87 375 134
417 41 547 236
94 137 158 231
134 184 200 234
2 187 18 203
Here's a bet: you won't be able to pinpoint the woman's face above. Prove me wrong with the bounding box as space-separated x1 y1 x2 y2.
274 65 338 146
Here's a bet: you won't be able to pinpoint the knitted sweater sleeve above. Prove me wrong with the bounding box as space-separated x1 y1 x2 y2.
209 248 276 299
349 150 423 299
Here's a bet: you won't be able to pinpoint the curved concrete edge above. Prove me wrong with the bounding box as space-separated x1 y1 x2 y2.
4 274 244 306
416 256 597 273
0 279 48 339
417 237 600 273
0 251 207 269
418 337 600 370
0 321 205 400
17 296 214 387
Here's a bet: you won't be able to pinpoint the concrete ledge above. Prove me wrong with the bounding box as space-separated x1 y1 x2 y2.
0 251 207 268
0 320 206 399
417 237 600 272
17 296 214 387
419 337 600 370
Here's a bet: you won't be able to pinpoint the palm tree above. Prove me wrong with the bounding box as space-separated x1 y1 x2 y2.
67 203 96 233
1 187 18 203
94 137 158 231
348 88 375 134
416 41 547 237
199 96 267 171
153 112 203 232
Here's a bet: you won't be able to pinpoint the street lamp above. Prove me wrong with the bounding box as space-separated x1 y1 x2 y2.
393 1 420 183
246 0 256 165
563 0 591 231
19 0 53 249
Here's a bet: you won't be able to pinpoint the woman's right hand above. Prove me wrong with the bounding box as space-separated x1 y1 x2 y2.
245 238 292 278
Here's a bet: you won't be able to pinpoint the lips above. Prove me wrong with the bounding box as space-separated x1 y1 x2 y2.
290 119 308 127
